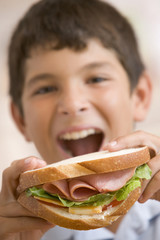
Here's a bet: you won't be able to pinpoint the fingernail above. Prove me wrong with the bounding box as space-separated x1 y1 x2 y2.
24 157 34 165
109 141 117 147
37 159 46 166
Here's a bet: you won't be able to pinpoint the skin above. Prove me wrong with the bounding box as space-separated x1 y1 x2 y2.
1 39 159 239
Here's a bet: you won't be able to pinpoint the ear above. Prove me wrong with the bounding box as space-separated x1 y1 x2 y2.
131 71 152 122
10 101 31 142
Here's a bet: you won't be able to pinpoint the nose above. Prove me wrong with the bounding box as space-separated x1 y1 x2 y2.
57 87 89 116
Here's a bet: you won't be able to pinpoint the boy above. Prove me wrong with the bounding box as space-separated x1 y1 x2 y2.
1 0 160 239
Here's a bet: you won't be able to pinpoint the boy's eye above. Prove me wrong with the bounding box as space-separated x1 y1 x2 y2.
87 77 107 84
34 86 58 95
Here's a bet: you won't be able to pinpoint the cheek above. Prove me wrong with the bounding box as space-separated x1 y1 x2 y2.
97 87 131 111
23 101 52 140
95 88 134 132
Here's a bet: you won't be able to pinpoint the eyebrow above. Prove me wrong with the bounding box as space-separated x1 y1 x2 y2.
26 73 56 89
80 62 111 72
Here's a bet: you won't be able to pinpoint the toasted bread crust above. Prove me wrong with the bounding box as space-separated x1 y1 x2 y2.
18 187 141 230
19 147 150 192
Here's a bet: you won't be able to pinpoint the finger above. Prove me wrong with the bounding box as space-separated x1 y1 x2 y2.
11 156 47 180
151 190 160 201
1 157 46 200
105 131 160 156
0 202 36 217
139 171 160 203
0 216 54 235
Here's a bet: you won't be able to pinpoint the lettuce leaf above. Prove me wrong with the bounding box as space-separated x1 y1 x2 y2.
134 163 152 179
116 178 141 201
26 187 58 200
59 192 115 207
27 187 115 207
27 163 152 207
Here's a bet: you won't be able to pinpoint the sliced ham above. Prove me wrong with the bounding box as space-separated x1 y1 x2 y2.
43 179 98 201
43 179 71 200
69 179 98 200
43 167 136 201
78 167 136 192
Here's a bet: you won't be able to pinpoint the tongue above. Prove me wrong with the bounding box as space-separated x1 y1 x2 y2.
64 133 103 157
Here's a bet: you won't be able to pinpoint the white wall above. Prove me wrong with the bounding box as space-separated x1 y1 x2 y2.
0 0 160 186
0 0 40 186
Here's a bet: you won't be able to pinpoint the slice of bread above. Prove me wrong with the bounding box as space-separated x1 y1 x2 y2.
19 146 150 192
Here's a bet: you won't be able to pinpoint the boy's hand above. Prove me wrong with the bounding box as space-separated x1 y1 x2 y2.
105 130 160 203
0 157 55 240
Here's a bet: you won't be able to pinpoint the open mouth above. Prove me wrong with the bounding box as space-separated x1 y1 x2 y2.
58 128 104 157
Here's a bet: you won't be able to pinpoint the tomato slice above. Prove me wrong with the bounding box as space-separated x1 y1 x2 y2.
102 199 123 211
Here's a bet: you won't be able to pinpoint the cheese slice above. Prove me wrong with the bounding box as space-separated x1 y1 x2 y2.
69 205 102 215
34 196 103 215
34 196 66 207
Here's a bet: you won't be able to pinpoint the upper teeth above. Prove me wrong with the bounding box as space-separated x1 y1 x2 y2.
59 128 101 140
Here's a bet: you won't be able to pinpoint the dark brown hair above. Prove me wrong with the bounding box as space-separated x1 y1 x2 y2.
8 0 144 112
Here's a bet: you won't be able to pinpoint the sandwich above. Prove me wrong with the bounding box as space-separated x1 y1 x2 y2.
18 146 151 230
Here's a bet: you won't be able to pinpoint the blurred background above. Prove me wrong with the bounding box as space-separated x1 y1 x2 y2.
0 0 160 186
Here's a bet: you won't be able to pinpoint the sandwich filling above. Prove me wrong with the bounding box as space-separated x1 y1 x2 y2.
27 164 151 215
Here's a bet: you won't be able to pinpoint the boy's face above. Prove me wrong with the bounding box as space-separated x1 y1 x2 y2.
13 40 147 163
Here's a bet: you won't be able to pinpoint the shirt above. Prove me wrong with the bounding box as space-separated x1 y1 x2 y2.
41 200 160 240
